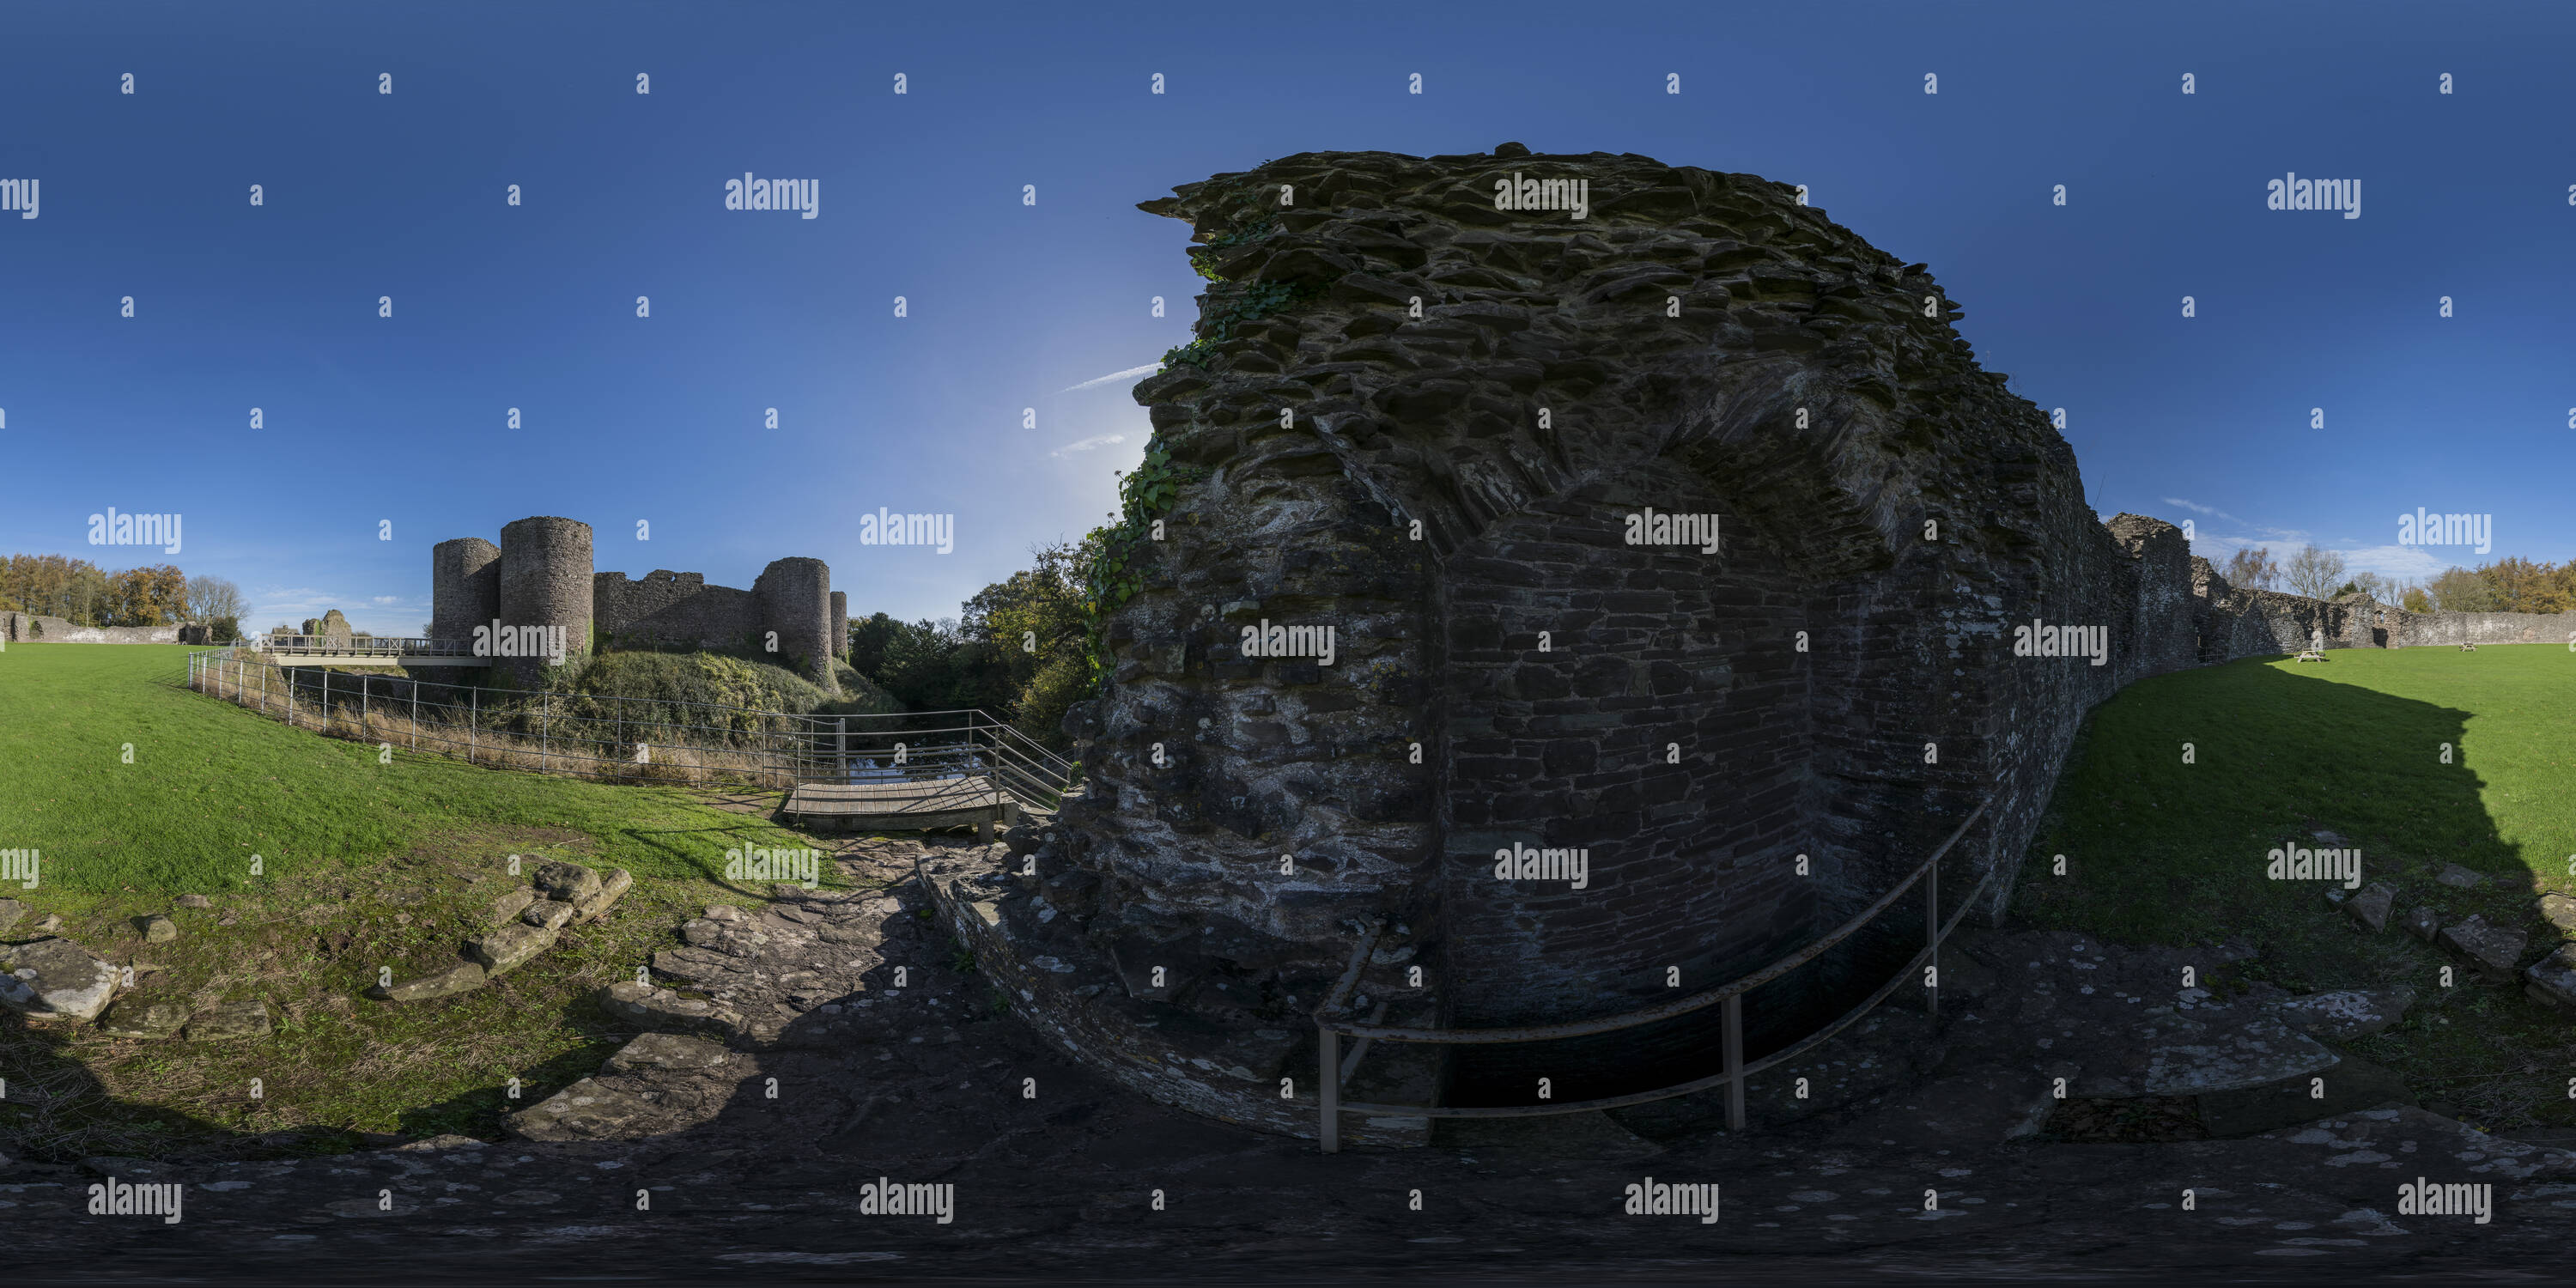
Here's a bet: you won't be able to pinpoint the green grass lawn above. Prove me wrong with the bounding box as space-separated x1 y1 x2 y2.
0 642 870 1159
2017 642 2576 1131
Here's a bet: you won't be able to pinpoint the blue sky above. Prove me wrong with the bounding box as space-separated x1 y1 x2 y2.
3 1 2572 632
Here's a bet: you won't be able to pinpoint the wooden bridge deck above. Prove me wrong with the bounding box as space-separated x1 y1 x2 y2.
783 775 1024 838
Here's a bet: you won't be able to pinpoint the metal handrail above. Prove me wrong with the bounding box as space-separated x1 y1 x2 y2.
185 646 1076 809
1321 799 1991 1046
255 635 477 657
1314 795 1993 1151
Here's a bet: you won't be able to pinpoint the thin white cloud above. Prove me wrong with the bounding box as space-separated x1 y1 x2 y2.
1059 364 1162 393
2161 496 2246 525
2340 544 2451 580
1050 434 1128 459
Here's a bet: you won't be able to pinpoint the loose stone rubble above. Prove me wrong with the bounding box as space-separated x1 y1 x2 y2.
369 858 630 1003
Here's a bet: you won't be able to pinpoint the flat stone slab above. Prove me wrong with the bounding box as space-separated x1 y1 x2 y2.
0 937 119 1022
96 997 190 1039
183 998 273 1041
603 1031 734 1075
2139 1016 2338 1096
371 960 489 1002
2438 863 2488 890
486 887 535 927
598 981 738 1034
2540 893 2576 936
2273 987 2415 1041
2344 882 2394 932
2526 944 2576 1010
2439 914 2528 981
503 1031 744 1143
501 1078 659 1141
532 860 602 905
465 923 558 975
520 899 578 930
0 898 25 933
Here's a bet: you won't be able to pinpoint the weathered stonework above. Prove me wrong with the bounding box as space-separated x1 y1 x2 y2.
425 518 841 691
998 145 2576 1139
3 611 187 644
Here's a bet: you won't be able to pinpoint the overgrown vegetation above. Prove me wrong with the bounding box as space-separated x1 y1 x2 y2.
1075 438 1201 691
844 539 1091 751
550 649 901 733
0 643 857 1159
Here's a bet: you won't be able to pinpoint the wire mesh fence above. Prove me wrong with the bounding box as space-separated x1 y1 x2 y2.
185 647 1072 809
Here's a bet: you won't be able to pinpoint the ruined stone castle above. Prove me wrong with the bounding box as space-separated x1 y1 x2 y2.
430 516 847 688
934 144 2576 1144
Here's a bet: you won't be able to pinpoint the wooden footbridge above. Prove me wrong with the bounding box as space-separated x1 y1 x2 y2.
781 709 1072 839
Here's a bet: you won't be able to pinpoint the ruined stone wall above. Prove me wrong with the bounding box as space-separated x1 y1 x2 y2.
592 570 759 651
1 611 182 644
995 143 2576 1133
428 519 841 687
2389 608 2576 647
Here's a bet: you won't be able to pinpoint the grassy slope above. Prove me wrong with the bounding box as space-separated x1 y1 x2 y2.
0 643 862 1158
2016 644 2576 1130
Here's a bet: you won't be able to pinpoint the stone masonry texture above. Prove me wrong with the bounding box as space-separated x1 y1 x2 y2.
495 516 594 684
1004 144 2576 1136
424 519 840 691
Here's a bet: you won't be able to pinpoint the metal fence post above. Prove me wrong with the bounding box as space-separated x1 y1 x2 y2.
542 690 551 773
470 685 478 762
1926 854 1941 1018
319 668 327 734
1723 993 1746 1131
1319 1024 1341 1153
837 717 848 782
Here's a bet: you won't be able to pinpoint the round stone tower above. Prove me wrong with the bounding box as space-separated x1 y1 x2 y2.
753 556 835 690
430 538 501 645
497 516 593 683
829 591 848 666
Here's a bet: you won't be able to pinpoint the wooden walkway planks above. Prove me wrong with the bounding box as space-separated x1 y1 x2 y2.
783 775 1022 839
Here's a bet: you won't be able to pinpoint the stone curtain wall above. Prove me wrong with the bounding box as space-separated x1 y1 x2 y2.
2388 606 2576 647
592 571 759 651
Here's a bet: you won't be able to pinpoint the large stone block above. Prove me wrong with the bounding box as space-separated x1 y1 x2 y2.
465 923 559 975
2439 914 2528 982
0 938 119 1022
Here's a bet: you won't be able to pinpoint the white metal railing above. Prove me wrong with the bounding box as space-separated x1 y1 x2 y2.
186 647 1072 810
252 635 477 659
1313 798 1995 1151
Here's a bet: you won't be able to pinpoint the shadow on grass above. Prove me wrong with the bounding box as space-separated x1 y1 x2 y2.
2015 654 2514 959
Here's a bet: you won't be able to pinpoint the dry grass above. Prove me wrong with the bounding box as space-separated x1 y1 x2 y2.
197 654 804 791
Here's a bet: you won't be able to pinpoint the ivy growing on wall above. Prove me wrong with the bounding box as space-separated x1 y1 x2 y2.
1078 435 1202 686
